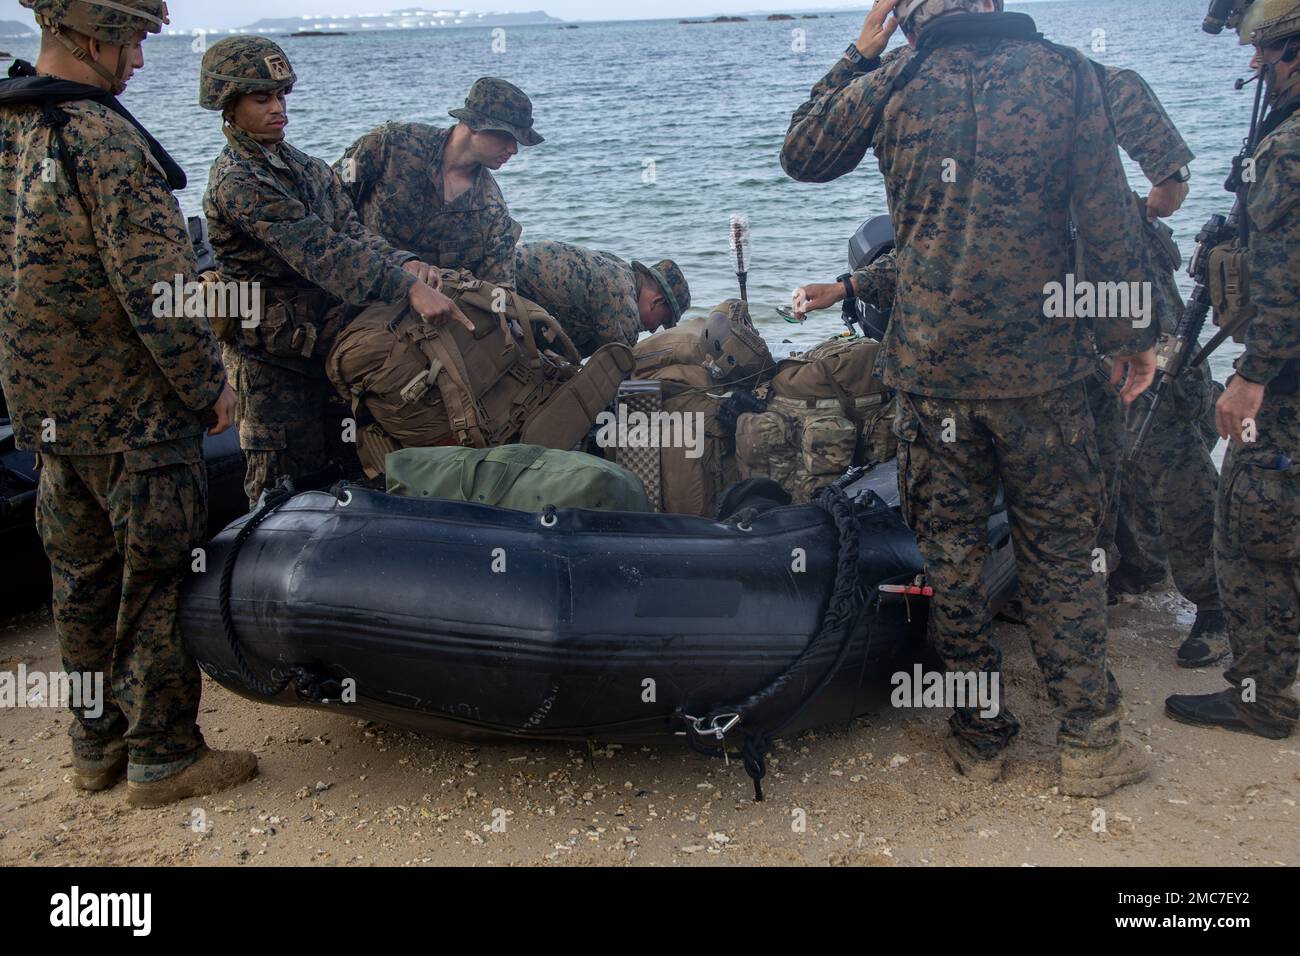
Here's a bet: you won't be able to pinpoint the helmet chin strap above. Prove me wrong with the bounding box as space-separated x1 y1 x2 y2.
225 117 283 146
41 18 128 94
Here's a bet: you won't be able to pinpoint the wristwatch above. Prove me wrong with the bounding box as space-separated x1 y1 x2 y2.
837 272 856 301
1166 165 1192 184
844 44 879 71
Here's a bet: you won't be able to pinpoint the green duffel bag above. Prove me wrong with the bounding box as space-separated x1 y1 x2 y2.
385 444 651 513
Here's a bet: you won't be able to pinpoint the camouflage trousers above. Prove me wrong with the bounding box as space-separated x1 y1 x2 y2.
1215 386 1299 735
1088 367 1222 609
894 382 1122 756
235 352 348 508
35 438 208 780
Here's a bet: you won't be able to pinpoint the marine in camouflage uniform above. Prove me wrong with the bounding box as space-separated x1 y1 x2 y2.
514 240 691 357
1082 63 1227 668
334 77 539 288
199 37 421 507
0 0 252 798
782 0 1157 794
1168 1 1300 739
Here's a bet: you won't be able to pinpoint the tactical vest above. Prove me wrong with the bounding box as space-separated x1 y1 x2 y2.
736 336 896 504
326 269 634 478
620 299 773 516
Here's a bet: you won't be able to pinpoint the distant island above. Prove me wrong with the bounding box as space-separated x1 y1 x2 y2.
242 10 560 32
288 31 350 37
0 20 35 38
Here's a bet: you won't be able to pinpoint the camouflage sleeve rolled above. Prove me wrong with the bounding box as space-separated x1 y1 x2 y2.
1068 56 1158 356
780 53 889 183
1239 123 1300 385
1100 63 1194 185
476 174 522 289
83 134 226 412
852 251 898 312
211 164 414 307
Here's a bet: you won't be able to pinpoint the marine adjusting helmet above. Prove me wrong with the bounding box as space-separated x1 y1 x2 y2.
199 36 297 113
895 0 986 34
20 0 170 94
1235 0 1300 45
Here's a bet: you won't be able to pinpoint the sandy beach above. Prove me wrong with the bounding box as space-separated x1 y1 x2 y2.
2 587 1295 868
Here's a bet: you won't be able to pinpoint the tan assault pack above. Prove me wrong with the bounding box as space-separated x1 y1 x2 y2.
736 336 896 503
326 270 634 478
621 299 773 517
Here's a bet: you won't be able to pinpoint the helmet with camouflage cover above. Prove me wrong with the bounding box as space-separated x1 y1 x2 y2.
21 0 169 93
1236 0 1300 45
199 36 297 112
21 0 168 45
894 0 986 33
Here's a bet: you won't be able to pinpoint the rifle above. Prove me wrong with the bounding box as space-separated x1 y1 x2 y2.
1126 68 1266 461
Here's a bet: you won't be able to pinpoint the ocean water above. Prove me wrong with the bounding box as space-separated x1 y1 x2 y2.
2 0 1257 380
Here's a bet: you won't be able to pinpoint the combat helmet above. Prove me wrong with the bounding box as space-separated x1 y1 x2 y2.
199 36 297 112
20 0 169 93
1236 0 1300 45
895 0 984 33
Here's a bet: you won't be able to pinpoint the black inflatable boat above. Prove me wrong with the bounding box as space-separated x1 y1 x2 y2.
179 464 1016 789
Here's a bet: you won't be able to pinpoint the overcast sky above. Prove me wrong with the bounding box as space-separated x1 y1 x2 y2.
0 0 1069 33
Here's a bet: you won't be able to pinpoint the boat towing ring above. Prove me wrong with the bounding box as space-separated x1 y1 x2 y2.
737 520 753 533
684 712 742 741
336 490 353 508
540 512 557 528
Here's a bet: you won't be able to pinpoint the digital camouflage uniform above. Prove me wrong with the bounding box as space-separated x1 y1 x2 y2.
1082 65 1222 621
0 8 228 781
335 123 520 288
1213 91 1300 735
782 7 1156 761
515 240 692 357
200 37 418 507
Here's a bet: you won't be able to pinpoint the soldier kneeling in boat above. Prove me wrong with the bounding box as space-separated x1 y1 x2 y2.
516 241 691 357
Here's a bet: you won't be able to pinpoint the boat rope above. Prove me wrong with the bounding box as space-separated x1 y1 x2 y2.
683 479 864 801
217 479 327 699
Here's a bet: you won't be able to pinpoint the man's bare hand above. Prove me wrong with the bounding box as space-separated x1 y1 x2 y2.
1146 178 1189 219
403 260 442 290
1216 374 1266 443
856 0 901 59
208 383 236 436
408 280 473 330
1110 348 1157 405
793 282 846 321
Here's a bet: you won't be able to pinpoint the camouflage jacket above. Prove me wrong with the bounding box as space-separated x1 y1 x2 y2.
782 14 1156 400
0 97 226 454
851 58 1194 335
1239 96 1300 387
203 126 416 306
335 123 521 288
514 240 642 356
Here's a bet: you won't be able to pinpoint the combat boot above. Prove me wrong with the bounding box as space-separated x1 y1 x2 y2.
1176 607 1230 669
943 734 1007 783
127 748 258 809
1058 739 1150 797
72 748 128 792
1165 690 1293 740
1106 562 1167 605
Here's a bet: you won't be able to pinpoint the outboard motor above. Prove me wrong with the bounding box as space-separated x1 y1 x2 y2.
844 215 895 340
